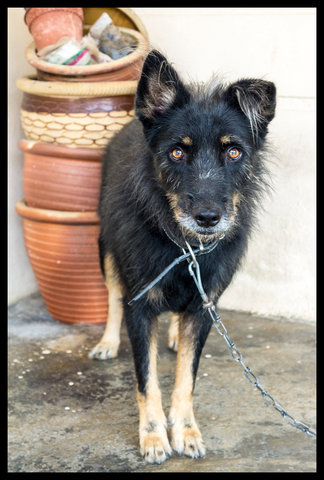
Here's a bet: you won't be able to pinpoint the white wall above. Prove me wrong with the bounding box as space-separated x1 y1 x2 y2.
8 8 316 322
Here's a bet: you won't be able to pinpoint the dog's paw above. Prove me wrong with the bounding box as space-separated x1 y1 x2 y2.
88 340 119 360
170 423 206 459
140 431 172 464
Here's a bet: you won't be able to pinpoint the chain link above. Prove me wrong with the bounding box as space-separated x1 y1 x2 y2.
188 255 316 439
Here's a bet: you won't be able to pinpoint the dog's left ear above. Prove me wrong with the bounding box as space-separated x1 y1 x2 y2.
225 79 276 143
135 50 190 132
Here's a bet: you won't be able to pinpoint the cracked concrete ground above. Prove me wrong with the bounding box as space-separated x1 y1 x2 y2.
8 293 316 472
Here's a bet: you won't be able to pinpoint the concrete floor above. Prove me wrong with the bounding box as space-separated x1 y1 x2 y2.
8 293 316 472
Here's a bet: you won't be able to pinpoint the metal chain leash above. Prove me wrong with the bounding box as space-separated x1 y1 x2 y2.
129 234 316 439
186 243 316 439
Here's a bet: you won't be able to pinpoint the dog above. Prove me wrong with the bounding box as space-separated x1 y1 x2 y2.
89 50 276 464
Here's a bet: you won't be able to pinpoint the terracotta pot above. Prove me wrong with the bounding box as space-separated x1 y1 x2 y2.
25 28 148 83
24 8 84 52
15 200 107 325
17 76 136 148
20 140 103 211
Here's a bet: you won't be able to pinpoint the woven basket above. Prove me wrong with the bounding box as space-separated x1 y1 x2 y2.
25 27 149 83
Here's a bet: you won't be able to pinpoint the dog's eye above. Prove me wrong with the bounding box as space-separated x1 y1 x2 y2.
169 148 184 162
227 147 242 161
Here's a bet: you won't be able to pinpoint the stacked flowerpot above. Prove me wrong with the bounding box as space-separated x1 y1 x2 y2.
16 8 148 324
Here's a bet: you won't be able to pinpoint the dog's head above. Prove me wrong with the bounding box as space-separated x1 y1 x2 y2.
135 50 276 243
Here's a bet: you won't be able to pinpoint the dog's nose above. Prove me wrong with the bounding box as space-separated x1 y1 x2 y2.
192 207 222 228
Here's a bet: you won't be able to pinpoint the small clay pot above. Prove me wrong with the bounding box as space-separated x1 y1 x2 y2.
24 8 84 52
15 200 107 325
16 76 136 148
20 140 103 211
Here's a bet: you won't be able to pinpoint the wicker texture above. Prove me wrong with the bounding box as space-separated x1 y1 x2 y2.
20 108 135 148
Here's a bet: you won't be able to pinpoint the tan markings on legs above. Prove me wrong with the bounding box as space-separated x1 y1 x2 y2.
168 313 179 352
169 315 206 458
89 254 123 360
137 321 172 463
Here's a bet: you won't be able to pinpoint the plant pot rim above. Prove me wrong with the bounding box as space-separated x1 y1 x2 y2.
19 139 104 160
16 200 100 225
16 75 138 98
24 8 84 27
25 27 148 77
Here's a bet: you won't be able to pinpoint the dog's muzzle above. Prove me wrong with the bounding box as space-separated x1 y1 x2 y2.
192 206 223 229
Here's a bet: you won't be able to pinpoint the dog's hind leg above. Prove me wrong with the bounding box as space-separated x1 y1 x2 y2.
169 313 211 458
168 313 179 352
126 307 172 464
89 253 123 360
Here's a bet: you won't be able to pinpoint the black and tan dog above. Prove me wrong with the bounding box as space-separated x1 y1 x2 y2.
89 50 276 463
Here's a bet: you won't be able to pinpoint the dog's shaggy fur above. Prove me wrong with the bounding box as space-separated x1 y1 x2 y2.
90 50 276 463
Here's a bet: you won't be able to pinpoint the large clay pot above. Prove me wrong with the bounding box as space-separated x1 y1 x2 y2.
25 28 148 82
20 140 103 211
15 200 107 325
16 76 136 148
24 8 84 52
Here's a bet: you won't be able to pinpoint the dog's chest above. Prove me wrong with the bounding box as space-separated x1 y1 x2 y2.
156 259 213 313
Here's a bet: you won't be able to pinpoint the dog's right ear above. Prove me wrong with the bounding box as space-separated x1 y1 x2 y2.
135 50 190 131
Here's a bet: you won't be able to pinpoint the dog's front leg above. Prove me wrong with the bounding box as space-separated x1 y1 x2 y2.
125 304 172 464
169 312 212 458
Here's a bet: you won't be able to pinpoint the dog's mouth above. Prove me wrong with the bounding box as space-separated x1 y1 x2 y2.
165 192 240 244
176 212 233 241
